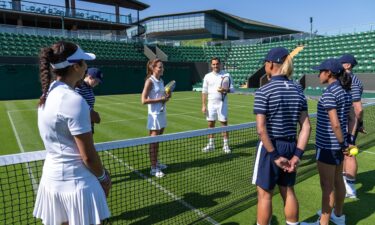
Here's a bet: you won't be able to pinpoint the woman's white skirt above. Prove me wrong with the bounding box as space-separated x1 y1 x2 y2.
147 112 166 130
33 175 110 225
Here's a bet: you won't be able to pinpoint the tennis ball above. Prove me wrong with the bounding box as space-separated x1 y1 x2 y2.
165 87 170 93
349 146 359 156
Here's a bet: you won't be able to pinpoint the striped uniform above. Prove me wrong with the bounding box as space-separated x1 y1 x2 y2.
252 75 307 190
253 76 307 138
316 81 352 164
350 72 363 102
75 81 95 110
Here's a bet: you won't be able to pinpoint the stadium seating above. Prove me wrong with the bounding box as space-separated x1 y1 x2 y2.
0 32 147 61
2 30 375 88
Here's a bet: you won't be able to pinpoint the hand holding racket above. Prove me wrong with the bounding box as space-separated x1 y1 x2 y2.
217 76 231 101
160 80 176 112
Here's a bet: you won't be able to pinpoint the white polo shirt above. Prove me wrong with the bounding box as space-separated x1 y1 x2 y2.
38 81 93 181
202 70 234 103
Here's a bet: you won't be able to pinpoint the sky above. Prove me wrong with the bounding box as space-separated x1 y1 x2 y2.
41 0 375 33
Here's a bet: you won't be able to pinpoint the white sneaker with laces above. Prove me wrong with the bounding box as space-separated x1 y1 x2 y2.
223 145 231 153
157 162 167 170
150 168 165 178
202 144 215 152
316 209 346 225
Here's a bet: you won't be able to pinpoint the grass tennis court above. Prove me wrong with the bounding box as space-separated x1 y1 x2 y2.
1 91 315 155
1 91 374 225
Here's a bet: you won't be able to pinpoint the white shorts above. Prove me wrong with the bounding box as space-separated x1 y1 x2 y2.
206 100 228 122
33 175 110 225
147 112 167 130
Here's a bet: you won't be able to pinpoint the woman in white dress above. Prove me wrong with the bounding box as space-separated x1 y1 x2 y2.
141 59 170 178
33 41 111 225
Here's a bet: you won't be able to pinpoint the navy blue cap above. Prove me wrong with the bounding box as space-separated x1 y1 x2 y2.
87 68 103 83
338 54 357 67
312 58 344 74
264 47 289 63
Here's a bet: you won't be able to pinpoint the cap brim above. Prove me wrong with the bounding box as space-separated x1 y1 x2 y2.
311 65 323 71
67 47 96 61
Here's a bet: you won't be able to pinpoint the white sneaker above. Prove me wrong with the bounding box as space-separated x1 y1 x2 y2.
202 144 215 152
150 168 165 178
157 162 167 170
345 193 358 199
223 145 231 153
300 220 320 225
317 209 346 225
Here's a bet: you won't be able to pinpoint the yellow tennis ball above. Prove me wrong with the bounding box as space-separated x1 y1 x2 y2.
349 146 359 156
165 87 170 93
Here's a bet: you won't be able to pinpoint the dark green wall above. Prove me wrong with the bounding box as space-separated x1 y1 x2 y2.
0 61 199 100
0 64 41 100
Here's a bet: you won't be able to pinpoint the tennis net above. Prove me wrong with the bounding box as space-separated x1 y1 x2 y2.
1 103 374 224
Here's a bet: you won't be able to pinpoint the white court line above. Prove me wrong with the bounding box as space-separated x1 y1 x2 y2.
105 151 219 225
7 111 39 194
363 151 375 155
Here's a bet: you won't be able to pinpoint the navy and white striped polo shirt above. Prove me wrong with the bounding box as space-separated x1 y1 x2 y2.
75 81 95 110
253 75 308 139
316 81 352 150
350 73 363 102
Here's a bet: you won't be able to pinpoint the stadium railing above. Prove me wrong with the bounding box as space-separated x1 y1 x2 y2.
0 103 374 224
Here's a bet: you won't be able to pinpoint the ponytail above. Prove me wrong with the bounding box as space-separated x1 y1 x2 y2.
38 47 54 106
146 58 162 80
280 55 294 78
38 41 79 107
338 71 352 91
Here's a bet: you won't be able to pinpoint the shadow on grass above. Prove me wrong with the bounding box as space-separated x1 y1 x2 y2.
110 136 256 184
345 169 375 224
109 191 230 224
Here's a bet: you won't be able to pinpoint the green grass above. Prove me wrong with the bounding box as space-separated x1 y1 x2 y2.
222 146 375 225
0 92 373 225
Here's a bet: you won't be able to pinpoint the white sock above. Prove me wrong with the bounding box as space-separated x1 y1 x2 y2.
208 138 214 146
345 177 356 193
286 221 299 225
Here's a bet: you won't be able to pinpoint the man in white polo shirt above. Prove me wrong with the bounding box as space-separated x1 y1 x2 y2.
202 57 234 153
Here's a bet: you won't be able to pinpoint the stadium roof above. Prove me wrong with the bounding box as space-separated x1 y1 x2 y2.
79 0 149 10
139 9 299 34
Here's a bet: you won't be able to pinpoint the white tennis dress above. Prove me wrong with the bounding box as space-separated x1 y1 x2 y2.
33 81 110 225
147 75 167 130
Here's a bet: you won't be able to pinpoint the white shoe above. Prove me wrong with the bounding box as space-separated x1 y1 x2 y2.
223 145 231 153
300 220 320 225
317 209 346 225
157 162 167 170
202 144 215 152
345 193 358 199
150 168 165 178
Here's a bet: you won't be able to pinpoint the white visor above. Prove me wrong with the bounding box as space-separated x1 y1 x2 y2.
50 47 96 69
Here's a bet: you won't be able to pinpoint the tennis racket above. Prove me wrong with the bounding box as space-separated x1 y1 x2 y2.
160 80 176 112
218 76 231 101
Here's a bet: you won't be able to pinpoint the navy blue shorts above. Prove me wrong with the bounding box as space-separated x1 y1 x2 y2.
316 148 343 165
252 139 297 191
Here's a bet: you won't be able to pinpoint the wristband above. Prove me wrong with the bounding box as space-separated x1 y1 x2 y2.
294 148 304 159
97 169 106 182
269 150 280 161
346 133 356 145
